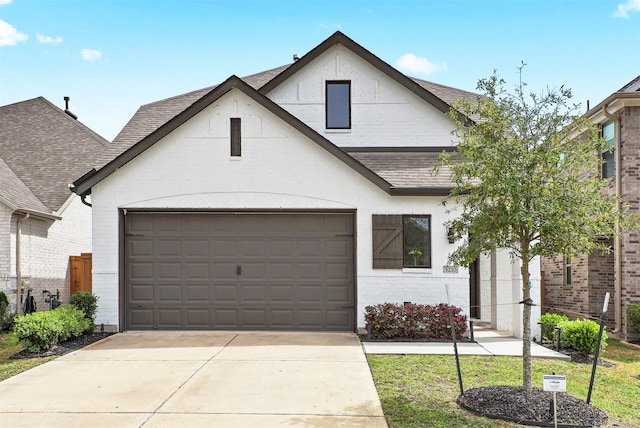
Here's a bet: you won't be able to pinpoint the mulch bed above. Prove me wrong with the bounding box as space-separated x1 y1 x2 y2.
459 386 608 427
10 332 115 359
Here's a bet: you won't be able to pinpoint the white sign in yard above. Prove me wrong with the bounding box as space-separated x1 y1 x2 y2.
543 375 567 392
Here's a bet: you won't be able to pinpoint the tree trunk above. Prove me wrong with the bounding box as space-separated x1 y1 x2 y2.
521 257 532 392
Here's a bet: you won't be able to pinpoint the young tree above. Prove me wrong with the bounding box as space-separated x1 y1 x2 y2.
441 68 633 392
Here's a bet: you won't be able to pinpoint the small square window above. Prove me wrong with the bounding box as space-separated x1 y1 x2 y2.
326 81 350 129
403 215 431 268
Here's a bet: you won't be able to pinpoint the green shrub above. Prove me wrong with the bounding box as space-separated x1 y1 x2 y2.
627 304 640 334
13 305 90 352
562 318 607 355
14 311 65 352
0 291 15 332
69 292 98 333
553 319 572 349
538 313 569 341
54 305 91 341
364 302 467 340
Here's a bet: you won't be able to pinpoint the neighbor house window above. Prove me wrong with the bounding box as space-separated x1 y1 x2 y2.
372 214 431 269
326 81 350 129
565 257 572 286
602 121 614 179
231 117 241 157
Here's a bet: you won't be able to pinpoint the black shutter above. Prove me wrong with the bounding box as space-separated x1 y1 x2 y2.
372 215 403 269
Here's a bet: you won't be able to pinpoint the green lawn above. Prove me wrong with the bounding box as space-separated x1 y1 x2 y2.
0 332 56 382
367 339 640 428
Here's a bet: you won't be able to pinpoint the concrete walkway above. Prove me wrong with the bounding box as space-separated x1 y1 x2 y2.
0 332 387 428
362 328 570 360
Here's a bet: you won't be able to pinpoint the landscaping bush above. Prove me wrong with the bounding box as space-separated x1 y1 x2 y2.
69 291 98 321
69 291 98 333
364 302 467 340
627 303 640 335
13 305 89 352
0 291 16 332
538 313 569 341
561 318 607 355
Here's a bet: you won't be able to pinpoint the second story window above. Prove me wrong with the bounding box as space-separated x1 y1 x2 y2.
326 81 350 129
602 121 615 179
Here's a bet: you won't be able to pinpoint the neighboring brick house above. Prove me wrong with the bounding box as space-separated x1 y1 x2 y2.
542 76 640 340
0 97 114 313
73 32 542 337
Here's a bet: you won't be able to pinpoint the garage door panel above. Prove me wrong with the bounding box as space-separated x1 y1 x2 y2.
129 284 154 303
239 284 266 302
241 309 267 327
130 262 154 280
211 262 237 279
186 285 209 302
214 284 237 302
214 309 238 327
270 263 294 279
129 240 154 258
297 263 322 280
158 239 181 257
270 285 295 303
298 284 323 303
129 308 153 329
184 239 210 258
158 262 181 279
125 212 354 331
326 262 350 280
186 309 210 327
211 239 237 257
158 284 182 302
326 285 350 303
158 308 182 327
185 262 209 279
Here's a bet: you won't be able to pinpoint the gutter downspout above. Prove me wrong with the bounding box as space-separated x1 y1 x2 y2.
16 213 29 315
603 104 622 335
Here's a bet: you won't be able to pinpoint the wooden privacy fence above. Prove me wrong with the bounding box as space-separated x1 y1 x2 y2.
70 253 92 295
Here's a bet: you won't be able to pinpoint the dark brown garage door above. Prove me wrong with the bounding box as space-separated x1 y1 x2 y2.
124 212 355 331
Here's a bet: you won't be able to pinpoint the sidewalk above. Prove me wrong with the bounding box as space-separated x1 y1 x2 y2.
362 328 570 361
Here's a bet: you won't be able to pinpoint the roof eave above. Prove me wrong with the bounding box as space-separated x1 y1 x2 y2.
389 187 453 196
585 92 640 122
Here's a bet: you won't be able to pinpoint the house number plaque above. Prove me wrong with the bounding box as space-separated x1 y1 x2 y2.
442 265 458 274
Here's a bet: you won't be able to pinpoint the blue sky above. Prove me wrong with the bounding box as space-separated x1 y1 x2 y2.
1 0 639 140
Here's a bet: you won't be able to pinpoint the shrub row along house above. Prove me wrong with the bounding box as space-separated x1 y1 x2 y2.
0 97 113 313
68 32 541 336
542 76 640 341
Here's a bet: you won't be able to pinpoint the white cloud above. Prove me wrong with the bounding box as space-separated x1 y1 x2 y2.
395 53 447 76
0 0 13 5
613 0 640 18
37 33 62 45
0 20 27 46
81 48 102 62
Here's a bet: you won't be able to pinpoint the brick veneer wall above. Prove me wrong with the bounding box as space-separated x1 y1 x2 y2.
620 106 640 340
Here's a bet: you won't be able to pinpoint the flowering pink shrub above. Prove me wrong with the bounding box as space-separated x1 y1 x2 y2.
364 302 467 340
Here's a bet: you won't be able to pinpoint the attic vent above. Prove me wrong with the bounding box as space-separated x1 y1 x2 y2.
64 96 78 120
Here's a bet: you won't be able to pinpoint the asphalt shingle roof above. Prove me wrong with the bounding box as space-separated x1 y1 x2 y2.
348 150 454 189
0 97 113 213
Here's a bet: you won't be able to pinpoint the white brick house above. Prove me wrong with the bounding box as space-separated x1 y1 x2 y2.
0 97 113 313
73 32 540 337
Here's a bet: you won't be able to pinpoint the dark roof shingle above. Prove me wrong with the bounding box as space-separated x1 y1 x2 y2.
0 97 112 213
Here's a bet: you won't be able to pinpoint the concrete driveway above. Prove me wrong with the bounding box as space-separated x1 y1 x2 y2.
0 332 387 428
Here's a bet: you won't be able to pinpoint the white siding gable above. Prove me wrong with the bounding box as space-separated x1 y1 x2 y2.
266 44 456 148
